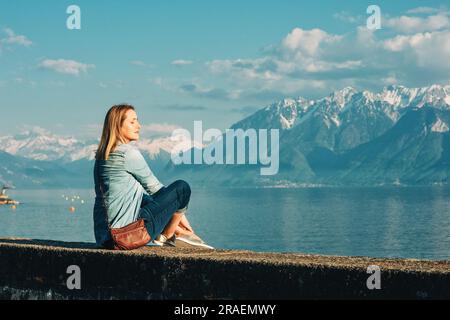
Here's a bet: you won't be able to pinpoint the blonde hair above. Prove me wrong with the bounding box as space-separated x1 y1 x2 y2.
96 104 135 160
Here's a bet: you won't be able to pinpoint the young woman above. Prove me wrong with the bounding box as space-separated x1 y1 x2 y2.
93 104 212 249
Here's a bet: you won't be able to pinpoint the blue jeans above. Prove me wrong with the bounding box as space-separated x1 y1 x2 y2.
138 180 191 240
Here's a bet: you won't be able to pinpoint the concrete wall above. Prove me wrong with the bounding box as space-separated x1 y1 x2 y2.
0 238 449 300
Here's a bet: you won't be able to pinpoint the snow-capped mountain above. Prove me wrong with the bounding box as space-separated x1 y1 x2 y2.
135 133 204 160
0 127 202 163
233 84 450 133
0 127 94 162
4 85 447 164
0 126 204 188
172 84 450 186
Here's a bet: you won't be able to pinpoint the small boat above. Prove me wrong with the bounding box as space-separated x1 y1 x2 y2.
0 185 20 205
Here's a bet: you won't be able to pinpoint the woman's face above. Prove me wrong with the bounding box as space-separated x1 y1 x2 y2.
121 109 141 143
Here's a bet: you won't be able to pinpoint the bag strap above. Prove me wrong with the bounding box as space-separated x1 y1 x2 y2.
98 178 112 231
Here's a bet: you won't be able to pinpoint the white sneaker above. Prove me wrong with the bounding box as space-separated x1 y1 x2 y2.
152 234 176 247
176 233 214 249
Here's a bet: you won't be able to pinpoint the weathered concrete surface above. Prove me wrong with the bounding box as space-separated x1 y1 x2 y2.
0 238 449 300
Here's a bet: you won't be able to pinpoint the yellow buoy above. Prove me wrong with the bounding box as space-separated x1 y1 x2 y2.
69 206 76 213
11 205 17 210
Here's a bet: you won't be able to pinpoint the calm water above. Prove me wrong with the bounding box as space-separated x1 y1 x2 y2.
1 186 450 260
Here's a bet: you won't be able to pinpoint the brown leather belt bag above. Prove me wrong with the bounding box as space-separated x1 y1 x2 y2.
110 219 151 250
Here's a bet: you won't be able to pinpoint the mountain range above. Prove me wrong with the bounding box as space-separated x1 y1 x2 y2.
0 128 198 188
1 84 450 188
166 84 450 187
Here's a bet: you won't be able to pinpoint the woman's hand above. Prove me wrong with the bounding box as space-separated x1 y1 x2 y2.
179 214 194 233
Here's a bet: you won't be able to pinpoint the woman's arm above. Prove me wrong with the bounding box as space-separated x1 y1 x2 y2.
124 147 164 195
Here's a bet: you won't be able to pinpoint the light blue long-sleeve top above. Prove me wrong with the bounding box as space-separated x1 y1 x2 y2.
92 142 164 247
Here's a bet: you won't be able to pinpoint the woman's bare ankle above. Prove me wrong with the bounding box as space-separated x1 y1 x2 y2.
161 232 174 239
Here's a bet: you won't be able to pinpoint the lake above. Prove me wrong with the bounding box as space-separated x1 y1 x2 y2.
1 186 450 260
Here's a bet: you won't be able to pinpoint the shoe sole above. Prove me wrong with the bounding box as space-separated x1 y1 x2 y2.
152 240 176 247
176 237 214 249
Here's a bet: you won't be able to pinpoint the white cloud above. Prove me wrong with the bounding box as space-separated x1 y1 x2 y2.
383 30 450 69
171 59 194 66
280 28 341 57
206 27 362 87
167 7 450 102
202 19 450 100
2 28 33 47
385 13 450 33
39 59 95 76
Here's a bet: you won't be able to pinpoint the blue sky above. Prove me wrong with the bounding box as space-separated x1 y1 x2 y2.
0 0 449 138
